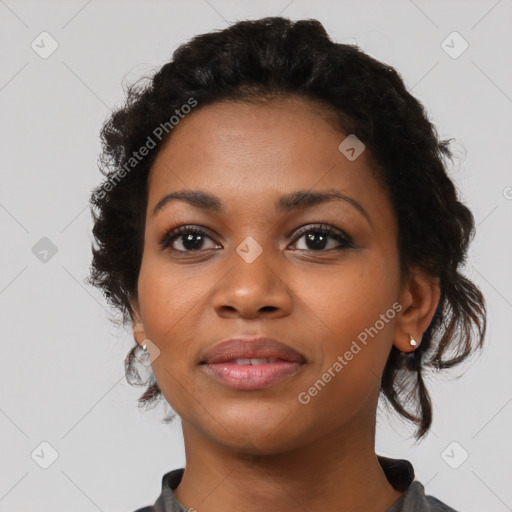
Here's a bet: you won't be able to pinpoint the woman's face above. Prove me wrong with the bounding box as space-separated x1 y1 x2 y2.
133 96 411 453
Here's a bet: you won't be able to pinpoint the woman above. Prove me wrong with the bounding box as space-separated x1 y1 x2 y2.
88 17 486 512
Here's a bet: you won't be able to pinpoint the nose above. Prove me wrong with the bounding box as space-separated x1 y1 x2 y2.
212 244 293 320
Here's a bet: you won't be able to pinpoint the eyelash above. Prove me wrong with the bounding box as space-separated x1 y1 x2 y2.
159 223 354 253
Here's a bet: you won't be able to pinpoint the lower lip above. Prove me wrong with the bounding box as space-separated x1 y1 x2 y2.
200 361 305 390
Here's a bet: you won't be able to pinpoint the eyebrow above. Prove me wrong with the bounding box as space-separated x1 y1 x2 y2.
152 189 372 226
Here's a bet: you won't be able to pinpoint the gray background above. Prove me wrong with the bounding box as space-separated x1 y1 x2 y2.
1 0 511 510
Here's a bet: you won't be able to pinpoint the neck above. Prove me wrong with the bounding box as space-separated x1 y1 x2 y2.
173 413 402 512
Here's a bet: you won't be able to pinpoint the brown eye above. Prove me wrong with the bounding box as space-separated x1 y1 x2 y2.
159 225 221 252
289 224 353 251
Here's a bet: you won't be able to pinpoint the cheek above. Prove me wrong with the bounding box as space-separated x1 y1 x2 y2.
296 255 398 379
135 255 215 403
297 254 397 331
137 252 202 332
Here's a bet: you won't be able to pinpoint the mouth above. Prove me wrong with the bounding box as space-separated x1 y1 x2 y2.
199 336 307 365
199 337 307 391
200 359 306 390
201 357 293 365
198 337 307 390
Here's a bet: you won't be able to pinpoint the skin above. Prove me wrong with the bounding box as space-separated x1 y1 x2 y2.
131 96 440 512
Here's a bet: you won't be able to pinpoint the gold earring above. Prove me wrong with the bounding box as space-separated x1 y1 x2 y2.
409 334 418 347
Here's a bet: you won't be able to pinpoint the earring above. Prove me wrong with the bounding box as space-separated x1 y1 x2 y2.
134 323 146 348
409 334 418 347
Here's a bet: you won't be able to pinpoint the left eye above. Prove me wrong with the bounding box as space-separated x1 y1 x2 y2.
289 224 353 251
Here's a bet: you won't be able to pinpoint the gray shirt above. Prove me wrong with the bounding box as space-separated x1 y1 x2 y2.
133 456 458 512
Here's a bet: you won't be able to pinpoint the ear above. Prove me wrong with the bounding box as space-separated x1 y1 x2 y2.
130 295 146 346
393 268 441 353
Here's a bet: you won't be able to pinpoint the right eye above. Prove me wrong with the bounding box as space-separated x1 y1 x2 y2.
159 225 222 252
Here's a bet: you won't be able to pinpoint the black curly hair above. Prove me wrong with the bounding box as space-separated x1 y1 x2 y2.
87 16 486 440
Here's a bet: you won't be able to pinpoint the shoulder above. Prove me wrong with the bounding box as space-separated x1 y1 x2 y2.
378 456 459 512
386 480 460 512
130 468 186 512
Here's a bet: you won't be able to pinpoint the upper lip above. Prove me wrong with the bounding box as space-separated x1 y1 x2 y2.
199 337 307 365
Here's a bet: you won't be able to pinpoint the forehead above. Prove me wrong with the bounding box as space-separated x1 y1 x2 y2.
147 97 391 222
149 97 341 179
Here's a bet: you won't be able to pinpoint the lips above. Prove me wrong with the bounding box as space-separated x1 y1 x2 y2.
199 337 307 365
